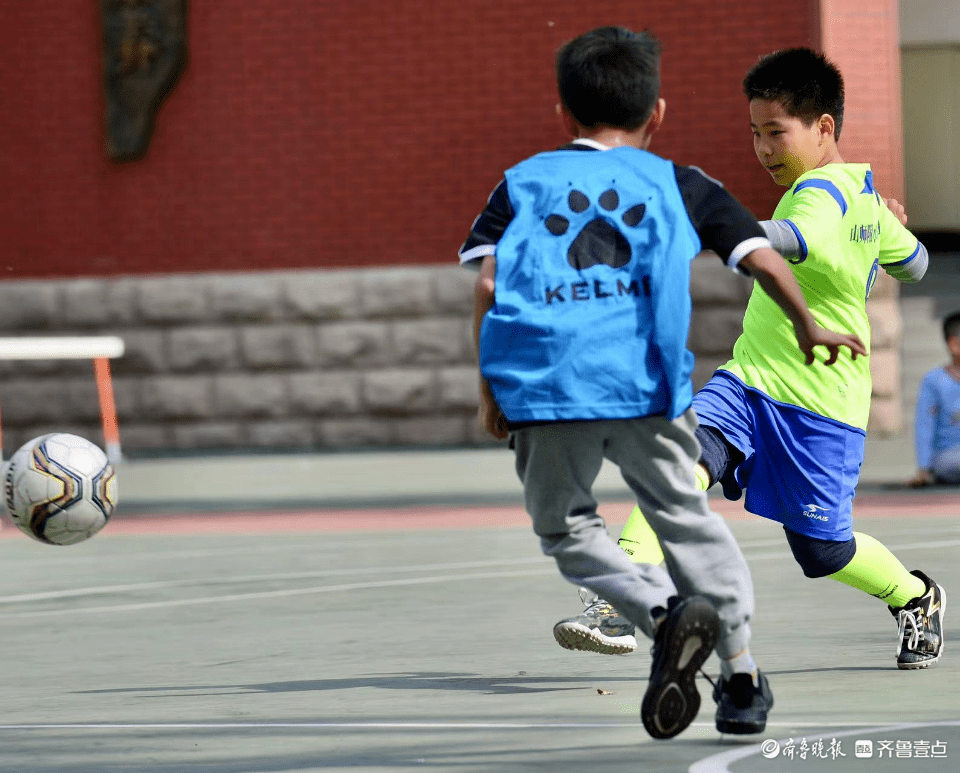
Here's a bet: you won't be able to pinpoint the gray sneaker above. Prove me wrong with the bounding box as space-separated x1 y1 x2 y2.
553 589 638 655
890 570 946 670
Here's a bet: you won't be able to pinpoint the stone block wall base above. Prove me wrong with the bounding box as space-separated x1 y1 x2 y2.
0 262 903 455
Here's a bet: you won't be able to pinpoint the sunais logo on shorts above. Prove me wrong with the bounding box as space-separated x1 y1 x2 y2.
802 504 830 522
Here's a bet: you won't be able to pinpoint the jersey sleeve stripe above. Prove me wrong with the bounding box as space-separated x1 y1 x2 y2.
886 242 921 267
782 218 808 259
882 241 928 283
794 179 848 215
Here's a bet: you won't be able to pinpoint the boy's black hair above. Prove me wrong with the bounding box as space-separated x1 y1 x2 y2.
556 26 662 131
743 47 845 140
943 311 960 340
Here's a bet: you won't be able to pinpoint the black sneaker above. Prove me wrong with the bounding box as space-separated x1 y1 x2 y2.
713 671 774 734
553 588 638 655
890 570 946 670
640 596 720 740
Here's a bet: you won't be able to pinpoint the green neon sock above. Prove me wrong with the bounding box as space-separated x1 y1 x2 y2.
617 466 708 565
828 531 926 607
618 506 666 565
694 464 710 492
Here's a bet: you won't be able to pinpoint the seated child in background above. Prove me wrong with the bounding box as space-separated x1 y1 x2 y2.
908 310 960 486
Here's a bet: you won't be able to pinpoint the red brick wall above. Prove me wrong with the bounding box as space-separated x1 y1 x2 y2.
820 0 905 202
1 1 824 279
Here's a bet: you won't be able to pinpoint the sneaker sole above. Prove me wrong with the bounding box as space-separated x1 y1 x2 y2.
897 583 946 670
553 621 637 655
716 716 768 734
641 597 720 740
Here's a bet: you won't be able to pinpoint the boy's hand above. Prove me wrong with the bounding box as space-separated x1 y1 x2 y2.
742 248 867 365
795 323 868 366
885 198 908 226
473 258 508 439
478 378 509 439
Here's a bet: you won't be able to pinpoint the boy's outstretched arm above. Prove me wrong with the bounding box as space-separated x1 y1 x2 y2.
474 255 509 439
739 247 868 366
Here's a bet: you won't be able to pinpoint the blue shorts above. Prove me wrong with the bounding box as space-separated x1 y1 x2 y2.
692 370 865 541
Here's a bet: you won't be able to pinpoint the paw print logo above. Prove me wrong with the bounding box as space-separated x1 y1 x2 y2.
545 188 647 270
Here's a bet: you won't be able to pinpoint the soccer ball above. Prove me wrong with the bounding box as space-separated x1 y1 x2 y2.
2 433 117 545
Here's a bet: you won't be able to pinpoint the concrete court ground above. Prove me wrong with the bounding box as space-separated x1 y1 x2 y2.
0 443 957 773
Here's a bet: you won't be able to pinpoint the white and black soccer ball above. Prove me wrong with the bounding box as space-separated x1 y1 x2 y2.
2 433 117 545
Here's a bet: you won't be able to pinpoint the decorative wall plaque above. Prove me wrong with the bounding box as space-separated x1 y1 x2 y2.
101 0 186 161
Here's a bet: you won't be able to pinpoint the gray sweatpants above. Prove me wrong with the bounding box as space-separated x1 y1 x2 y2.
512 409 753 659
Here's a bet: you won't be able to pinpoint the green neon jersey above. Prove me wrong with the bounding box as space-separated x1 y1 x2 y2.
719 163 921 429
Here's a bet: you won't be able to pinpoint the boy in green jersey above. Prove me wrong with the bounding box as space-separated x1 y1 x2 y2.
554 48 944 701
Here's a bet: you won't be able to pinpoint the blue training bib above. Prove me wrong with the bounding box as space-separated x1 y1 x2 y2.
481 146 700 422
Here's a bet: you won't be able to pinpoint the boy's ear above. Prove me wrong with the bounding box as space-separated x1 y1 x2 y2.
818 113 837 142
645 98 667 137
557 103 580 138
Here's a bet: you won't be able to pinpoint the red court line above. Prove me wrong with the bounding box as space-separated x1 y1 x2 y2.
0 505 534 539
1 493 955 539
107 505 537 536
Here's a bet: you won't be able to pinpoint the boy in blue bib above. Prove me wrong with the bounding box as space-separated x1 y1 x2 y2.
462 27 864 738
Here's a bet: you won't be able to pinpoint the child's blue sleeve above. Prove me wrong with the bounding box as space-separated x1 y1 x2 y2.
914 371 939 470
